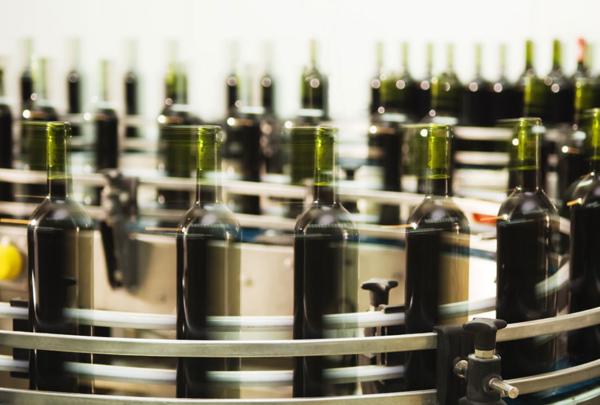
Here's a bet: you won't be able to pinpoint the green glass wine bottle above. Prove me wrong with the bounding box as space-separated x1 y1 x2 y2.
0 59 13 201
496 118 562 380
298 39 329 124
404 124 470 390
545 39 574 126
369 41 384 116
157 42 198 210
461 43 493 126
27 122 94 392
415 43 434 119
557 78 596 206
260 42 275 115
225 41 241 116
176 125 240 398
425 44 462 124
517 40 548 120
20 57 59 203
565 108 600 365
293 126 358 397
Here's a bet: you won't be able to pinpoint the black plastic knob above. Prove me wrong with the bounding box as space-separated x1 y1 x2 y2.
361 278 399 308
463 318 507 352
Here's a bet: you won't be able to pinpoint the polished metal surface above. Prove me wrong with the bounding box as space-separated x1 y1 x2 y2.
0 388 438 405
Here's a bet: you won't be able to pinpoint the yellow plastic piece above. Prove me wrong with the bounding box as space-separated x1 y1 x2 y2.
0 242 22 280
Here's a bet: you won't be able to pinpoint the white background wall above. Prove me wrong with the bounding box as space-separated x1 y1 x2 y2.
0 0 599 128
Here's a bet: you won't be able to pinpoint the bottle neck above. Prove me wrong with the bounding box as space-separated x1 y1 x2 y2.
525 41 534 71
195 135 221 206
47 128 71 200
576 38 587 72
313 129 337 205
401 43 409 74
446 44 455 72
474 44 482 76
426 43 433 76
0 68 5 98
510 122 540 192
552 40 562 70
499 44 507 78
426 128 452 197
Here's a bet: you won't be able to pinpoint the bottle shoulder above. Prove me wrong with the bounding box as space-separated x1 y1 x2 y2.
179 203 240 236
498 189 557 219
294 203 357 235
29 198 94 229
407 196 469 231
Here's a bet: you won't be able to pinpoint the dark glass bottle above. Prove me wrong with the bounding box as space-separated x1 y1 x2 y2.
176 125 240 398
20 37 34 111
94 60 119 172
557 78 596 205
461 43 493 126
260 44 275 115
380 42 416 120
545 40 575 126
572 38 590 81
490 44 520 121
66 38 82 137
404 124 470 390
299 39 329 122
565 108 600 365
369 41 384 116
415 43 433 119
425 44 462 124
225 42 240 116
27 122 94 392
0 61 13 201
20 58 59 203
124 40 139 139
293 126 358 397
496 117 562 380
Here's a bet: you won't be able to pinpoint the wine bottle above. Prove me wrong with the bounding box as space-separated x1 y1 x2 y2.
380 42 416 120
490 44 520 121
20 57 59 203
572 38 590 81
425 44 462 124
517 40 548 119
225 41 240 116
27 122 94 392
260 42 275 115
20 37 34 111
566 108 600 365
124 39 140 139
0 59 13 201
545 39 575 126
66 38 82 136
461 43 493 126
176 125 240 398
415 43 433 119
157 42 198 210
404 124 469 390
94 60 119 172
369 41 384 116
557 78 596 205
496 117 562 379
299 39 329 123
293 126 358 397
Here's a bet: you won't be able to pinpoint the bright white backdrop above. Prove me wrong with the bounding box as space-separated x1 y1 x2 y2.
0 0 598 126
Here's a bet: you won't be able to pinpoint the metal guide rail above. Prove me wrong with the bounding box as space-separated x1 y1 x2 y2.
0 306 598 404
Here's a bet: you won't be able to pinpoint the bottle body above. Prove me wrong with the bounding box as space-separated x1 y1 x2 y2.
496 189 562 378
176 204 240 398
404 196 470 388
293 202 359 397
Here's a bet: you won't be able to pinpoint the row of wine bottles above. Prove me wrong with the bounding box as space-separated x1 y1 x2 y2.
4 37 599 127
23 115 600 398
